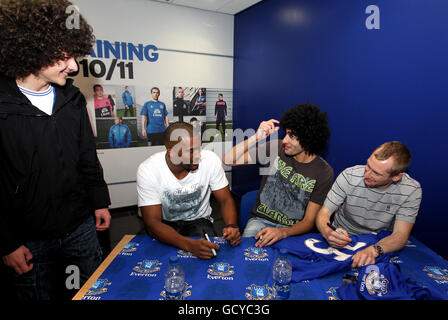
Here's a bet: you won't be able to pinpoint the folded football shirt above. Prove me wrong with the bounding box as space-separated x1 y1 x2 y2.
272 231 392 282
337 262 439 300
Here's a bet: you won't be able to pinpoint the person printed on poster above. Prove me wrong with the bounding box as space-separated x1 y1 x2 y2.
94 84 115 118
191 88 206 116
122 85 135 117
109 117 132 148
173 87 189 123
190 117 206 140
215 93 227 137
141 87 169 146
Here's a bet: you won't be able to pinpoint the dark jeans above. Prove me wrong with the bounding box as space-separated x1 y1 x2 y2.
162 218 217 237
124 104 135 117
5 215 103 300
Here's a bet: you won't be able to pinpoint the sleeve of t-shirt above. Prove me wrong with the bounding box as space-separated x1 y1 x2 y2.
323 168 351 212
140 104 148 116
207 151 229 191
163 103 168 116
136 161 161 207
309 162 334 205
396 186 422 224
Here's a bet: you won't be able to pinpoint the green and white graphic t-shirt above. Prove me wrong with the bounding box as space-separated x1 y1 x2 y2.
251 140 334 226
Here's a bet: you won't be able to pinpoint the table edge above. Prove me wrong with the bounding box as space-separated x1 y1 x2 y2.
72 234 136 300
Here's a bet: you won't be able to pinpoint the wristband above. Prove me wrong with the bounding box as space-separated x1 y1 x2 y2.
225 224 239 229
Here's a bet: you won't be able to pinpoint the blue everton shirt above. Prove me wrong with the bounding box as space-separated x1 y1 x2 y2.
141 100 168 134
336 262 439 300
272 231 392 282
197 95 206 110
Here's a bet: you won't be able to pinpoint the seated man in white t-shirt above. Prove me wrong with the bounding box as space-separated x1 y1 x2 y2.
137 122 241 259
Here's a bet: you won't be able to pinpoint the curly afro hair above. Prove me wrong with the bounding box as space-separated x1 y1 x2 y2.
0 0 95 79
280 103 330 155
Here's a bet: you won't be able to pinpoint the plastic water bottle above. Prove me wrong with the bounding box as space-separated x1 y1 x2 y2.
164 256 185 300
273 248 292 300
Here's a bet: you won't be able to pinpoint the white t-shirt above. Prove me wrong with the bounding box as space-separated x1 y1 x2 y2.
137 149 229 222
18 84 55 115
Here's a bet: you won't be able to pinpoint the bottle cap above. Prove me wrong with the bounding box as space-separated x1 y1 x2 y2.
279 248 288 257
169 256 179 264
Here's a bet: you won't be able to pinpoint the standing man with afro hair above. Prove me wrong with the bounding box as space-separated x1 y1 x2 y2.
0 0 111 300
223 103 334 247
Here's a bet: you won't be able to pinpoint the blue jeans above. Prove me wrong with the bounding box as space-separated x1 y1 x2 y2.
242 217 288 237
7 215 103 300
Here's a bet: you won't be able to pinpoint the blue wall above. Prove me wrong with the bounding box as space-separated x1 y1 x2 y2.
233 0 448 258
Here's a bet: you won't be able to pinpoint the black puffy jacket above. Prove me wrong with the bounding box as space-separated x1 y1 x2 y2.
0 76 110 256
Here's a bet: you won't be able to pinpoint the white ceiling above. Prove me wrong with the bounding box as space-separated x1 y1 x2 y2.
149 0 263 15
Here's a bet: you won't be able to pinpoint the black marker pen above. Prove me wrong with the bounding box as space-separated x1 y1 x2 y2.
327 222 352 244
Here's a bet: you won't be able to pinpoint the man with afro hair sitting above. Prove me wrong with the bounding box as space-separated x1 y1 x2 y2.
223 103 334 247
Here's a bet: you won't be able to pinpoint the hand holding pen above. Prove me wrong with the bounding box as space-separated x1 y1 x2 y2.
326 222 352 248
188 235 220 259
204 233 217 256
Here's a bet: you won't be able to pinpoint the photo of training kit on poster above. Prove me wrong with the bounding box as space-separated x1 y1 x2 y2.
84 85 233 149
1 0 447 313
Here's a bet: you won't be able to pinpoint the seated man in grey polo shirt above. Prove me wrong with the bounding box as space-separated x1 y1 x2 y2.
316 141 422 268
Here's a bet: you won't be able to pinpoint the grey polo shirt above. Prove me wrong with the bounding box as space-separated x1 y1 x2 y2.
323 165 422 235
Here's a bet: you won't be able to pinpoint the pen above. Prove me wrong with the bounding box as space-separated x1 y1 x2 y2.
327 222 344 236
204 233 217 256
327 222 352 244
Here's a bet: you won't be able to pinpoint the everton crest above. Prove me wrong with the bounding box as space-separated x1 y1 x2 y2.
207 262 235 280
424 266 448 281
326 287 340 300
86 278 111 296
120 242 139 255
364 270 389 296
133 259 161 274
160 282 192 300
244 247 269 261
177 249 198 259
245 284 274 300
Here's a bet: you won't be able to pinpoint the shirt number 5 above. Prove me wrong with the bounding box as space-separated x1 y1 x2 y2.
305 239 367 261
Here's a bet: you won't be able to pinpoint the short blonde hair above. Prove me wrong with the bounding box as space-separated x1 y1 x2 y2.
373 141 411 176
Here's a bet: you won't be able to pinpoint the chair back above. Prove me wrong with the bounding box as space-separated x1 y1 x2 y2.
239 190 259 230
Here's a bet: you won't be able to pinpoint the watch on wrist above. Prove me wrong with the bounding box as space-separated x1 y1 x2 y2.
373 244 384 257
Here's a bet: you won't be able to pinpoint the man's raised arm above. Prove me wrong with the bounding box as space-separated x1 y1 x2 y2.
222 119 280 166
